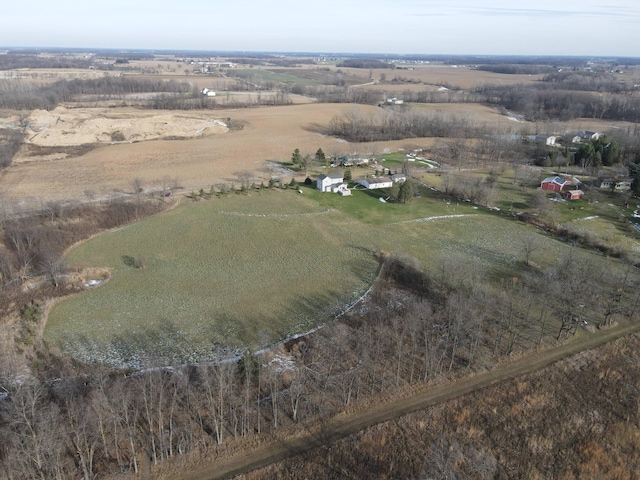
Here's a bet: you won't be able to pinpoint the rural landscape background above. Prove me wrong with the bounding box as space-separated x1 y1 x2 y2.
1 38 640 480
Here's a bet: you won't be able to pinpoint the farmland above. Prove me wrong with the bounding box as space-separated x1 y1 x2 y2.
3 50 640 480
45 181 608 367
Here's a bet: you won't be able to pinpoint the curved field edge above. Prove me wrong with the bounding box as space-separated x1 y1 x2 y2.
45 192 377 366
45 189 573 367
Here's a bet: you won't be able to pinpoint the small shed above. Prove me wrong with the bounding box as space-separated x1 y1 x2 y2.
535 135 557 146
541 176 568 192
564 189 584 200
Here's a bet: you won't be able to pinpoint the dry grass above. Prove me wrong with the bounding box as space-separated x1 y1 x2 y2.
247 332 640 479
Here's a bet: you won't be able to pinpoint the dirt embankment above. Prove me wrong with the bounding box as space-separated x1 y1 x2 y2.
22 106 229 150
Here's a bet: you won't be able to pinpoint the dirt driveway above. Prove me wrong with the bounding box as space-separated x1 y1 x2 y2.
176 320 640 480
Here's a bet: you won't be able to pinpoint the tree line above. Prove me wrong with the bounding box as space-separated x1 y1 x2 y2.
0 198 165 290
540 70 635 93
0 55 93 71
478 83 640 122
475 64 556 75
0 77 191 111
326 108 479 142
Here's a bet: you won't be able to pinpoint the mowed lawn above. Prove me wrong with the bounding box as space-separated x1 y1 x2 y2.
46 188 572 367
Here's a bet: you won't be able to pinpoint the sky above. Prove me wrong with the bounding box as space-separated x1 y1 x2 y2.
1 0 639 57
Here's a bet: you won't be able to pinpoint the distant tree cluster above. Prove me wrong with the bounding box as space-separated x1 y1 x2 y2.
573 135 622 169
478 83 640 122
0 54 93 70
337 58 391 69
475 64 556 75
0 77 191 110
397 88 483 104
327 108 477 142
541 70 633 93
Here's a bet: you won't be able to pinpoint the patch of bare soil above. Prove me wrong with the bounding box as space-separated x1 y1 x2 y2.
0 103 403 204
23 106 229 149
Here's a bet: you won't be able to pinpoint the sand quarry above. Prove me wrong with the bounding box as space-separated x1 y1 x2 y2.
0 102 628 208
24 107 229 147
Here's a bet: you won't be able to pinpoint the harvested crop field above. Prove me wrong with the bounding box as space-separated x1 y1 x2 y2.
1 99 633 209
2 103 392 205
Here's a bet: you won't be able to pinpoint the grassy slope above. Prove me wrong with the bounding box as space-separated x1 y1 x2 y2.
45 181 624 366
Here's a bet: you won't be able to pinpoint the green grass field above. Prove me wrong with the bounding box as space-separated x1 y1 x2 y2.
46 179 635 367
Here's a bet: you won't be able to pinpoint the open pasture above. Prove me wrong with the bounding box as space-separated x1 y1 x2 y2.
44 186 589 367
45 191 379 366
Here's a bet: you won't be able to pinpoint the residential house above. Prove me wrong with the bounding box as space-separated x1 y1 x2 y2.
358 177 394 190
599 177 632 192
572 131 601 144
317 174 348 193
541 176 569 192
391 174 407 183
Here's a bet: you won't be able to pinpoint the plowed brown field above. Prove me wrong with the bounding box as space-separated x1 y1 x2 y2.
0 101 631 207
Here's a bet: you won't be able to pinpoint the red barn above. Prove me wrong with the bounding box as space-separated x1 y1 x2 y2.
541 176 568 192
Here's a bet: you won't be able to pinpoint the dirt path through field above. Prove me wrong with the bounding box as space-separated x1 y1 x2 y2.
176 320 640 480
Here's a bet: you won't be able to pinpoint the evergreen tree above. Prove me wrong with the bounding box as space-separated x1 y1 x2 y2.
397 180 414 204
291 148 301 165
315 148 326 163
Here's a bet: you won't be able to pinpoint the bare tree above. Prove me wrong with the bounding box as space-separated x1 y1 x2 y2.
521 232 542 267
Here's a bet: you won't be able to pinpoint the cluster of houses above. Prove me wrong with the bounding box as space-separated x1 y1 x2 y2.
317 173 406 196
532 130 602 147
330 155 375 168
540 173 632 200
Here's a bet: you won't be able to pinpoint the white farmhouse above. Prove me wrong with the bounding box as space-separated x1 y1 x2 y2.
358 177 393 189
317 174 348 193
201 88 216 97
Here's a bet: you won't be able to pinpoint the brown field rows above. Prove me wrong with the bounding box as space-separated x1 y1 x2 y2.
0 97 633 207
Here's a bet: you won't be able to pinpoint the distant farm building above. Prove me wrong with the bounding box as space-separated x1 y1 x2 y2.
358 177 393 190
317 174 349 194
541 176 569 192
391 173 407 183
535 134 558 146
386 98 404 105
201 88 216 97
564 189 584 200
